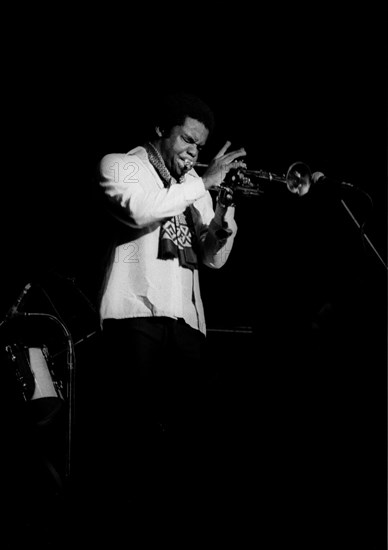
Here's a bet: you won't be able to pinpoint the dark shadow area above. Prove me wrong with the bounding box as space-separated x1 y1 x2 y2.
1 20 386 548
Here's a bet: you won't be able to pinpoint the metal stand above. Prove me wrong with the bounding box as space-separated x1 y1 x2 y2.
21 312 76 480
1 278 99 487
340 198 387 271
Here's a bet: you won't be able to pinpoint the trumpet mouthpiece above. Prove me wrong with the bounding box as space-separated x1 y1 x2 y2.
183 159 194 170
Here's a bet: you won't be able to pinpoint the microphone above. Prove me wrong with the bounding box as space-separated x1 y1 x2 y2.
311 172 355 188
0 282 32 327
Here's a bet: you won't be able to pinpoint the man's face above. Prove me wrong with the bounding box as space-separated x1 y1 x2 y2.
159 116 209 179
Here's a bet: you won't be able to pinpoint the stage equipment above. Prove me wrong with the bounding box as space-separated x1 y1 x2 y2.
1 275 100 483
5 343 65 426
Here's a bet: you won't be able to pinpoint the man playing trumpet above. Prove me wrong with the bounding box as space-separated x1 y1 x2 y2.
95 90 246 525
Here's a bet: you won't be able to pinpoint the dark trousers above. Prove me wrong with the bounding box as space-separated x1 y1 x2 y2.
102 316 205 425
92 317 210 511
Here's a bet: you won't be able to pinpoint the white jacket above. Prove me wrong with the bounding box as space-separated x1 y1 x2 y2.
98 146 237 335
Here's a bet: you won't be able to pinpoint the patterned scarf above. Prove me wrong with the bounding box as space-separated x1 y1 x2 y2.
143 142 198 270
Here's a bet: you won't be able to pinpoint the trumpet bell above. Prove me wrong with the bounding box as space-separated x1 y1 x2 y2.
286 162 312 196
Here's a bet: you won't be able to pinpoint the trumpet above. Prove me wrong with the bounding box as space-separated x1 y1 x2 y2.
185 160 313 197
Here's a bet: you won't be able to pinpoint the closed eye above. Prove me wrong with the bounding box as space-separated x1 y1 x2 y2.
183 135 204 151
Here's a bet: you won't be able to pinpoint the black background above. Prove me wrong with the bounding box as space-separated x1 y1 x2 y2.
1 7 387 548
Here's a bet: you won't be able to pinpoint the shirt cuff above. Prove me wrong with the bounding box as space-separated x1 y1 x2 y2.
182 177 207 202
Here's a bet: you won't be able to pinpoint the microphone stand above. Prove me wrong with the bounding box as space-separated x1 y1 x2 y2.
340 198 387 271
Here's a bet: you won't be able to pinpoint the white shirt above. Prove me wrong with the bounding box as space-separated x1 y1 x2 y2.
98 146 237 335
